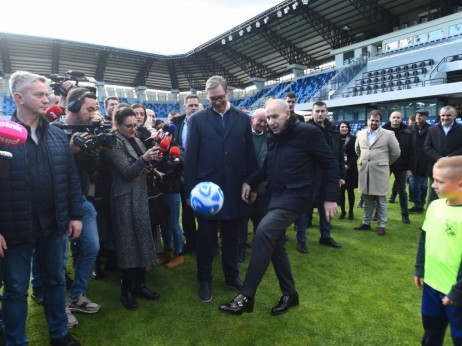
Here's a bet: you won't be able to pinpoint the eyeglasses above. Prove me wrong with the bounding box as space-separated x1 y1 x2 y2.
120 123 138 130
208 95 226 103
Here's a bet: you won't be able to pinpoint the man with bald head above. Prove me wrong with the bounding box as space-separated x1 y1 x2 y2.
383 111 416 223
220 99 339 316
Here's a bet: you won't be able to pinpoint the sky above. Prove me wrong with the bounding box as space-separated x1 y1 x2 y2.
1 0 282 55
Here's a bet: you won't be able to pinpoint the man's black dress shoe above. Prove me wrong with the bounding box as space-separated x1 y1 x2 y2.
354 223 371 230
198 281 212 303
319 237 342 248
338 212 346 220
133 284 161 300
31 285 44 305
409 206 424 213
271 293 299 315
402 214 411 224
388 196 396 203
219 294 254 315
50 333 81 346
225 277 243 292
296 241 308 254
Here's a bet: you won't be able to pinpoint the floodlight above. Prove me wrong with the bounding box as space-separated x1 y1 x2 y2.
228 35 233 41
264 16 269 24
221 39 226 45
246 26 252 32
292 2 298 10
277 10 282 17
256 21 260 28
284 6 290 14
302 0 309 4
239 30 244 36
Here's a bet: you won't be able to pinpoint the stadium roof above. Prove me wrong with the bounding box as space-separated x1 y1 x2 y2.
0 0 457 92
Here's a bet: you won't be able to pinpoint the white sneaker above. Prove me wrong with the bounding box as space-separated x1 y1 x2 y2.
68 294 100 314
65 303 78 329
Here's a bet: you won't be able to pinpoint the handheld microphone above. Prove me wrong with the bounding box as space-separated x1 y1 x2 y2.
168 123 177 134
46 105 63 122
169 146 180 160
158 139 170 153
0 151 13 180
154 124 170 143
0 120 28 146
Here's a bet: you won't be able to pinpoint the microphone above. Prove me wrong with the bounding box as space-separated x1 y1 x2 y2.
168 123 177 134
158 139 170 153
169 146 180 160
154 124 170 143
0 120 28 146
46 105 63 122
0 151 13 180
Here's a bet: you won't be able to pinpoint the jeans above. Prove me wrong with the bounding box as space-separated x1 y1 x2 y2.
160 193 183 253
0 232 68 345
410 174 428 208
390 169 409 215
304 187 332 240
241 209 300 298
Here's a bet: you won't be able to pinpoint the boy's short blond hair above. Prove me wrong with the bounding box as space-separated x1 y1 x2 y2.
434 156 462 180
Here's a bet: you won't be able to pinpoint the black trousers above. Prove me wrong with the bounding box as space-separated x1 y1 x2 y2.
196 218 239 283
241 208 300 298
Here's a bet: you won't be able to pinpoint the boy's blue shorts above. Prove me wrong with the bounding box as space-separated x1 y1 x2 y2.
422 283 462 338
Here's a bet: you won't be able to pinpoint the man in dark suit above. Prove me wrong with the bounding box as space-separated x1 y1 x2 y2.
184 76 257 303
219 99 339 316
173 94 201 252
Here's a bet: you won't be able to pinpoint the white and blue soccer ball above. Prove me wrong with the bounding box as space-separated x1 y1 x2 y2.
190 182 224 216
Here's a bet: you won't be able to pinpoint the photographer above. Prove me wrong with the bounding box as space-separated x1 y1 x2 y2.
58 88 102 323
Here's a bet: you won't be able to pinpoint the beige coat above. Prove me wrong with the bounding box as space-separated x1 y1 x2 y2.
355 127 400 196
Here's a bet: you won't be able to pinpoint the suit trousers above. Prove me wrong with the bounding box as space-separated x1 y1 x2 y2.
196 218 239 283
363 195 388 228
241 209 300 298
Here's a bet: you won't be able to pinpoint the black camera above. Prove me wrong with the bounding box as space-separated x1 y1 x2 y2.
50 70 97 96
52 120 116 152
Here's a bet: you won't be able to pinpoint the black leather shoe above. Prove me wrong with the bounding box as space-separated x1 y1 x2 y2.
348 212 354 220
225 277 243 292
91 265 103 280
319 237 342 248
31 285 44 305
402 214 411 224
354 223 371 230
121 289 138 310
271 293 299 316
198 281 212 303
388 196 396 203
219 294 254 315
238 248 246 263
133 285 161 300
296 241 308 254
50 332 81 346
338 212 346 220
409 206 424 213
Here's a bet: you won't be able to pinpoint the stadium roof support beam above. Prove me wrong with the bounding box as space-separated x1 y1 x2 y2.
51 42 60 74
347 0 398 36
298 8 354 49
176 58 203 91
95 51 109 82
166 60 179 90
0 37 12 74
133 58 154 87
431 0 459 17
220 47 278 79
192 51 244 89
260 28 316 68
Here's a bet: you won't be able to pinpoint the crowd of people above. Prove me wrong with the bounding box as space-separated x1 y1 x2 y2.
0 70 462 345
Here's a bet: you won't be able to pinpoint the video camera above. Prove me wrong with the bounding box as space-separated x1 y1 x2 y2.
52 120 116 152
50 70 97 96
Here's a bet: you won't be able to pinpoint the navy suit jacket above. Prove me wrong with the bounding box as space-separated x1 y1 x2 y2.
184 104 257 220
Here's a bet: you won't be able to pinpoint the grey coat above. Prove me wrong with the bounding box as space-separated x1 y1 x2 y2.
105 132 157 269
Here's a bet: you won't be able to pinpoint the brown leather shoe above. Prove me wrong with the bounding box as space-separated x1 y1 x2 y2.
165 254 184 269
354 223 371 231
377 227 386 236
157 250 174 265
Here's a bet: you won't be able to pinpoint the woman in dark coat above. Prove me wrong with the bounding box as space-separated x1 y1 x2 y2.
106 107 163 310
338 121 358 220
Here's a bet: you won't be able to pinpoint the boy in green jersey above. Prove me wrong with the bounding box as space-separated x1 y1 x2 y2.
414 155 462 345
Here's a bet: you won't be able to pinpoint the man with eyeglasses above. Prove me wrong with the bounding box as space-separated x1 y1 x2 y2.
424 105 462 205
184 76 257 303
354 110 400 236
172 94 202 253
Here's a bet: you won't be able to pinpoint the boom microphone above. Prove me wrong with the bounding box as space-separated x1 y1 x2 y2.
0 120 28 146
158 139 170 153
46 105 63 122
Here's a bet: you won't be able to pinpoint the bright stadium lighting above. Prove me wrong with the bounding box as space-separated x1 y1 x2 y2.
284 6 290 14
264 16 269 24
239 30 244 36
221 39 226 45
246 26 252 32
292 2 298 10
302 0 309 4
256 21 260 28
228 35 233 41
277 10 282 17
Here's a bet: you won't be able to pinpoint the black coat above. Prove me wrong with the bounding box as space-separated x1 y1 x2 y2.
383 122 416 172
409 122 432 176
184 104 257 220
342 134 358 189
246 115 339 213
172 114 187 148
424 122 462 175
